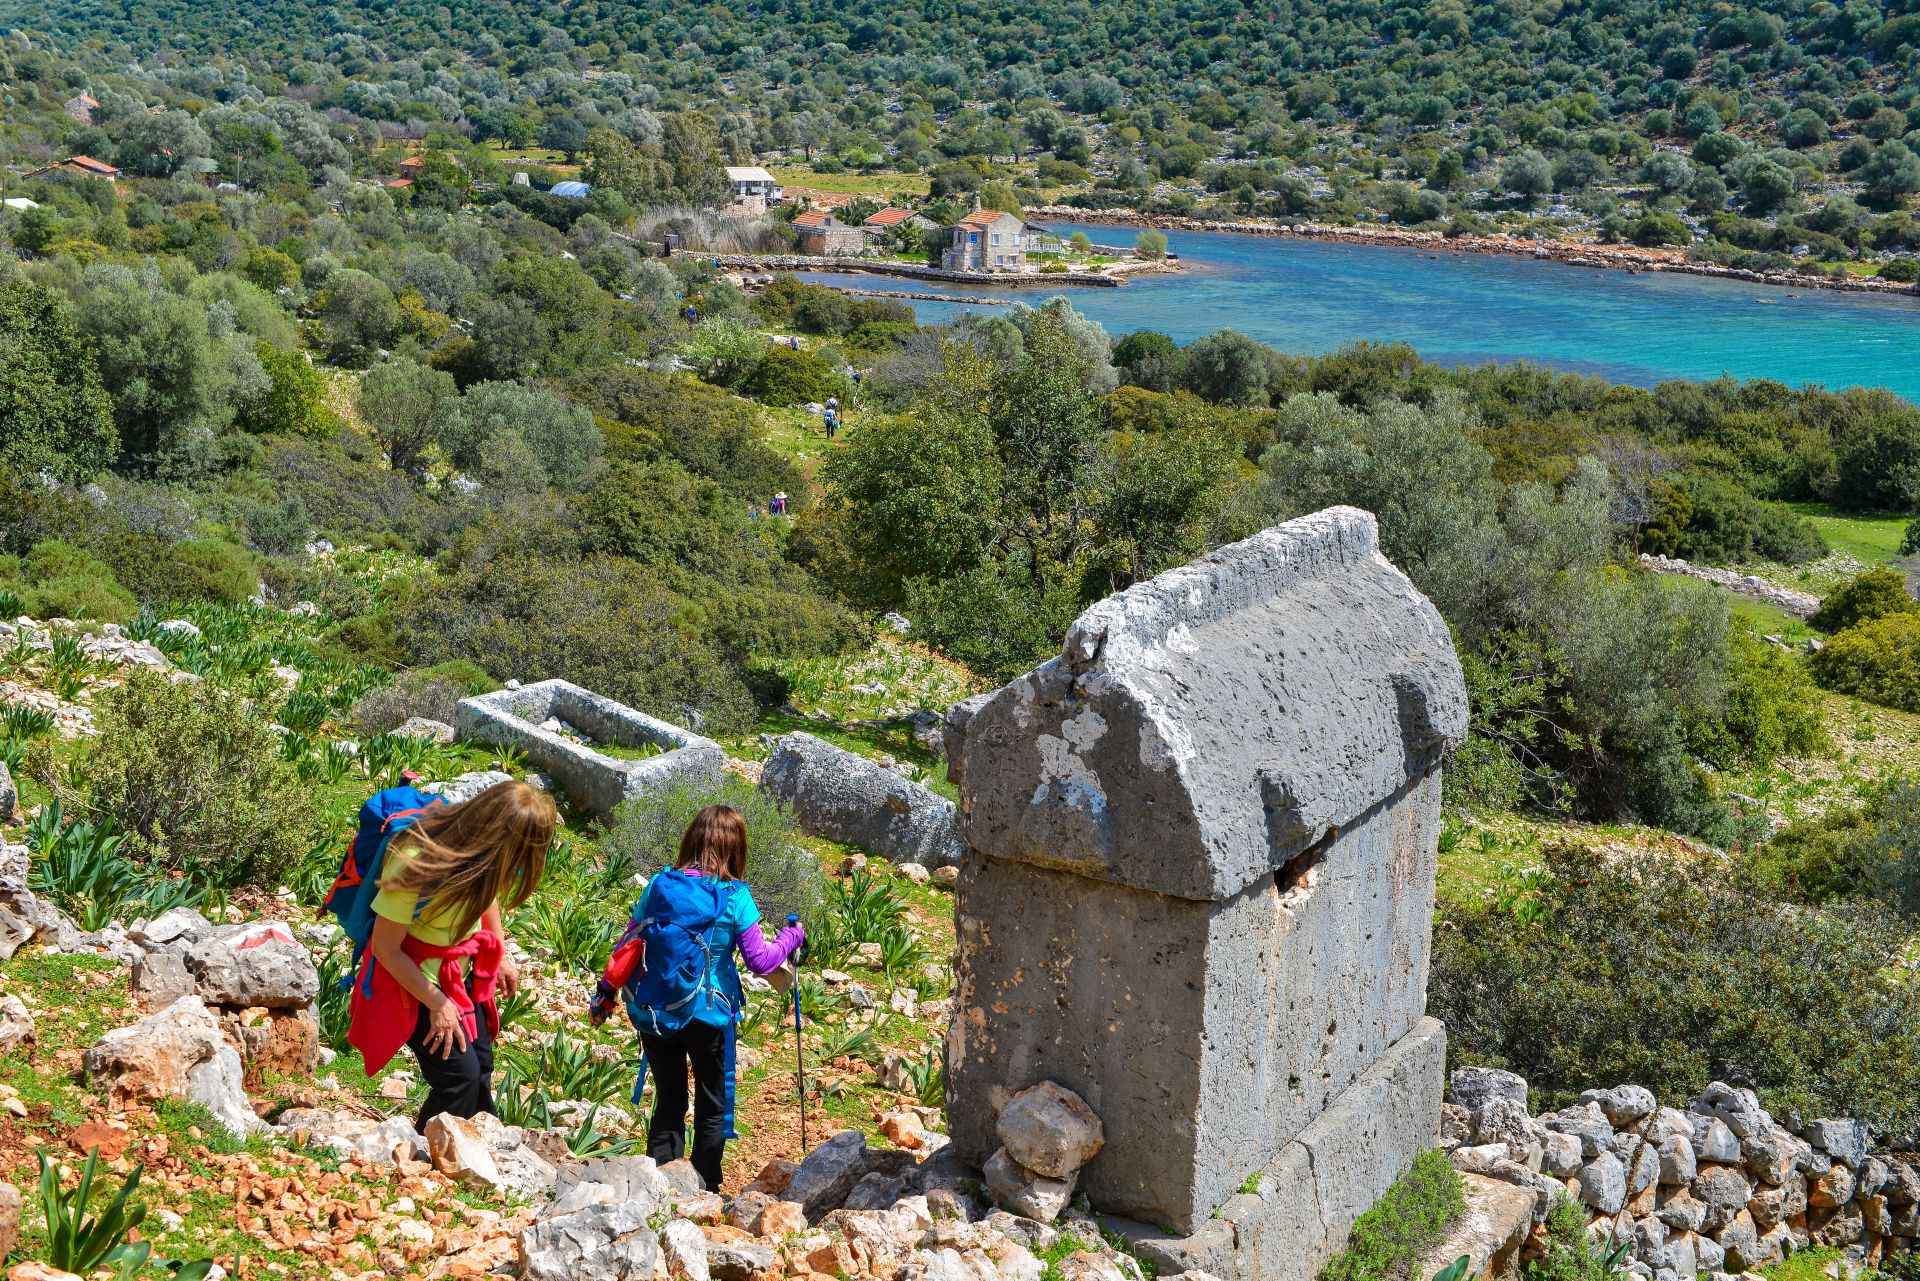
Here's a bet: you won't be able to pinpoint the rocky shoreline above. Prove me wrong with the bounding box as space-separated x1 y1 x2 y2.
1026 207 1920 300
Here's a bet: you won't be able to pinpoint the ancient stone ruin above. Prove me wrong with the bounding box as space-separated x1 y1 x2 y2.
941 507 1467 1280
455 679 726 819
759 731 964 867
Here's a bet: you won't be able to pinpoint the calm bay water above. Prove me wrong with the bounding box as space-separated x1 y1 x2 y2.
800 221 1920 400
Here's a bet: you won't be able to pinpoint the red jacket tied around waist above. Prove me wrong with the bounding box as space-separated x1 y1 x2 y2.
347 929 503 1074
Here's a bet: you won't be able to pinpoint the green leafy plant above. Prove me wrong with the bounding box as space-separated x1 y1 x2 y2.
899 1046 945 1108
519 896 616 975
497 1030 636 1104
1322 1150 1465 1281
1523 1196 1631 1281
561 1105 645 1158
313 947 354 1053
829 868 909 943
1 701 56 741
279 689 332 734
812 1021 880 1067
34 1147 213 1280
877 923 927 981
28 800 206 931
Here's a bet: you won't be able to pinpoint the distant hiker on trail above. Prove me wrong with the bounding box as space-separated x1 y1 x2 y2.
590 804 805 1192
823 405 839 438
345 780 554 1128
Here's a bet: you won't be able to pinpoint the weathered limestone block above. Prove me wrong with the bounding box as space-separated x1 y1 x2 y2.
455 679 725 819
186 925 319 1008
82 995 261 1138
759 732 964 867
944 508 1467 1242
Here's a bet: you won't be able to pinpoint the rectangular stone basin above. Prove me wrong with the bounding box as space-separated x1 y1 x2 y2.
453 679 726 818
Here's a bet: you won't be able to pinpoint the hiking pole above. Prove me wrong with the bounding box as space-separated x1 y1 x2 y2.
788 914 808 1152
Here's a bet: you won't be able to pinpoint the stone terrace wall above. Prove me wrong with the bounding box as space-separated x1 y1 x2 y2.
942 507 1468 1274
1445 1069 1917 1277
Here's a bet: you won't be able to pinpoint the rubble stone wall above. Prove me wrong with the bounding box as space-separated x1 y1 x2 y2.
1444 1070 1918 1278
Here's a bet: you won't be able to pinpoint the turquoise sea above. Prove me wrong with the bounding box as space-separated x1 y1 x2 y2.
800 221 1920 401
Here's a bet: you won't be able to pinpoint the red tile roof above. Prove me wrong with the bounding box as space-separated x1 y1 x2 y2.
792 209 833 227
956 208 1016 229
863 207 919 227
67 155 119 176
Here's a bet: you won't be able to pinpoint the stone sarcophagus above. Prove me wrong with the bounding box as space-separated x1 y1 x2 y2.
942 507 1467 1273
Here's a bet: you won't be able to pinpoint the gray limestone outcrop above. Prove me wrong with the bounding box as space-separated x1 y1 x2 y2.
758 732 963 867
942 506 1467 1259
454 680 725 818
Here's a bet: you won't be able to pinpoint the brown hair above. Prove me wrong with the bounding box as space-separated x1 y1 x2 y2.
677 804 748 880
380 780 555 939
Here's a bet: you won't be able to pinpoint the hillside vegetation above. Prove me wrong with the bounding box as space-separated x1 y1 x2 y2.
5 0 1920 271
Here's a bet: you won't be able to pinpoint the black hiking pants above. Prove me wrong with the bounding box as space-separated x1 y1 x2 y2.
407 976 496 1130
642 1022 729 1191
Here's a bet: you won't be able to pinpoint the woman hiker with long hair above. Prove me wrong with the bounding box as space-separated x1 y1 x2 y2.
349 779 554 1127
591 804 805 1191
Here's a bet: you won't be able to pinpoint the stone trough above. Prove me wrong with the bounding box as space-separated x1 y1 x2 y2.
454 680 726 818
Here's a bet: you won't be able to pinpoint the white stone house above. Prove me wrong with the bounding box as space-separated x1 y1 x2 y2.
941 209 1029 272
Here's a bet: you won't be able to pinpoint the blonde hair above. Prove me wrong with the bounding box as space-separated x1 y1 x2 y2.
380 780 555 939
676 804 748 880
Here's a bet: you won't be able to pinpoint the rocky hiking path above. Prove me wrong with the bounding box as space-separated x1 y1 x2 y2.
0 879 1159 1281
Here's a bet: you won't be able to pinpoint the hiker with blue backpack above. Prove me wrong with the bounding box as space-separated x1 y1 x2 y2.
329 778 555 1128
589 804 805 1191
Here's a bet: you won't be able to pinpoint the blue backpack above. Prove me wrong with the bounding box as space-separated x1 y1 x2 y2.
318 782 446 993
622 872 745 1038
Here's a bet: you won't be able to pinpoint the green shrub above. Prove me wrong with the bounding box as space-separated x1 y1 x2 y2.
1809 565 1918 633
0 540 138 624
418 659 500 694
77 672 315 887
602 775 827 929
1880 258 1920 283
1690 627 1828 767
1322 1150 1465 1281
738 344 846 407
157 539 260 605
1430 843 1920 1135
1808 610 1920 710
400 554 762 733
348 669 472 736
1523 1196 1632 1281
1748 778 1920 916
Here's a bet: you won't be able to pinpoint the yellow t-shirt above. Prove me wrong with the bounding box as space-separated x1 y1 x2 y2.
370 841 486 984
